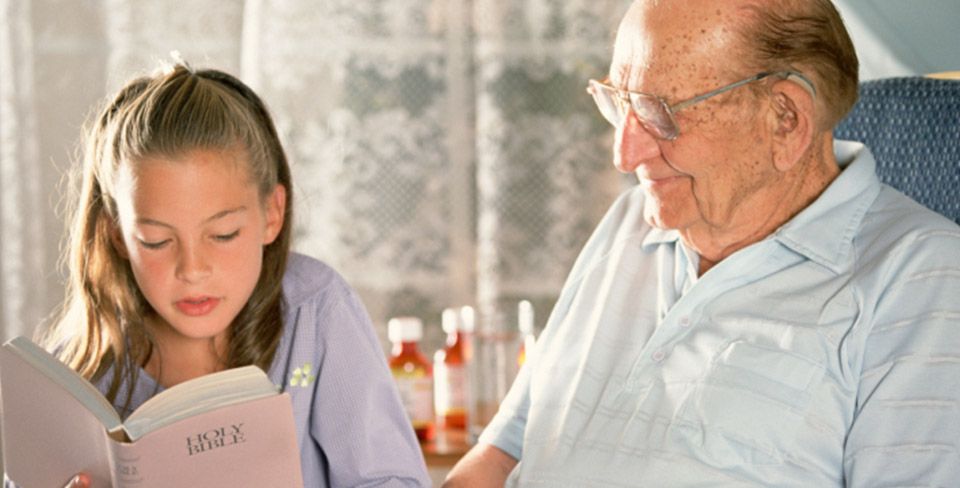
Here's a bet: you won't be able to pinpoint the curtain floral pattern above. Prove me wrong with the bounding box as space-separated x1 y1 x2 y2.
247 0 631 346
1 0 631 353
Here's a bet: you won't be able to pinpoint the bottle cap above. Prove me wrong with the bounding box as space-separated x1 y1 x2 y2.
518 300 534 335
441 308 459 334
388 316 423 343
459 306 475 333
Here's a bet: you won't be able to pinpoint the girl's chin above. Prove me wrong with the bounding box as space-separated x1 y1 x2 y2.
149 314 231 343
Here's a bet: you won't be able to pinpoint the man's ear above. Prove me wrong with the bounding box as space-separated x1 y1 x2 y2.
262 184 286 245
769 78 815 172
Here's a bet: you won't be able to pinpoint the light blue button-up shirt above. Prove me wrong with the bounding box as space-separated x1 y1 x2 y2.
480 141 960 487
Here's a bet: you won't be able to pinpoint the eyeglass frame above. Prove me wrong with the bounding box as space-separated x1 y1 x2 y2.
587 71 817 140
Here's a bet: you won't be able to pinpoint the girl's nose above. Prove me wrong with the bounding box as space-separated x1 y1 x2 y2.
175 245 212 283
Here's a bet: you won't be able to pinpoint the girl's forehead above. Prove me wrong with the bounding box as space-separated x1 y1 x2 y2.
141 146 246 167
115 148 257 199
113 149 264 223
123 148 249 178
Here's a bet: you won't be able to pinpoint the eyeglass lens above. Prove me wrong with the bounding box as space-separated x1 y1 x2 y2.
588 80 678 140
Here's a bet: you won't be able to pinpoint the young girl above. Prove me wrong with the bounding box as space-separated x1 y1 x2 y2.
9 63 430 487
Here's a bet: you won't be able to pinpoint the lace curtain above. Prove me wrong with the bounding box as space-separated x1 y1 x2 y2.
0 0 631 354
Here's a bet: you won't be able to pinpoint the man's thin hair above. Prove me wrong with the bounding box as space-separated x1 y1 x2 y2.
738 0 859 129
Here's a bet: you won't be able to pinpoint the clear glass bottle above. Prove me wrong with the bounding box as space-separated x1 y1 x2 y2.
433 308 470 430
388 316 435 442
460 305 485 443
517 300 536 367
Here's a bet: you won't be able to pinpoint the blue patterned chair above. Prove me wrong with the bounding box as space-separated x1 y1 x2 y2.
834 76 960 224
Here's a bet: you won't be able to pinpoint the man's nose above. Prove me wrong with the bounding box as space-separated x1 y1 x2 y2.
613 109 661 173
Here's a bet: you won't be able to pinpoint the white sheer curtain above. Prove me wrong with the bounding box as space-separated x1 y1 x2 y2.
0 0 631 351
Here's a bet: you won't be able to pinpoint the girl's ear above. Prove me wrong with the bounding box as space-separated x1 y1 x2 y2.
110 221 129 259
262 184 286 245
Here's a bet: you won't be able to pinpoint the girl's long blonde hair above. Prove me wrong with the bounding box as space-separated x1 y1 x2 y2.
42 64 293 404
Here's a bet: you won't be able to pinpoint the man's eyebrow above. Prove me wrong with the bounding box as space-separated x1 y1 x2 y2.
610 65 633 89
135 206 247 228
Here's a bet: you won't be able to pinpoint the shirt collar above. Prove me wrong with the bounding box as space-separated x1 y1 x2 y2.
641 226 680 249
774 140 881 273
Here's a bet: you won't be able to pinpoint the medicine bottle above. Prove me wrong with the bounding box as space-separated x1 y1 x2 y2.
388 316 434 442
433 308 470 430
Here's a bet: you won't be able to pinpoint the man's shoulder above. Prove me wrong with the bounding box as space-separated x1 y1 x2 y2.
864 185 959 240
856 185 960 267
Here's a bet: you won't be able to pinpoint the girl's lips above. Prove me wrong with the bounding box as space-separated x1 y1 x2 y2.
175 296 220 316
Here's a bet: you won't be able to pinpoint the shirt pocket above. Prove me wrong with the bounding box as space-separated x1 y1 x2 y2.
674 340 826 466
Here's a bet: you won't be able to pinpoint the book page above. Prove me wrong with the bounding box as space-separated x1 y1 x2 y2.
1 337 121 430
0 340 116 487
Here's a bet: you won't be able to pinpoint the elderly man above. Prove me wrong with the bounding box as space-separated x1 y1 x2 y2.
445 0 960 486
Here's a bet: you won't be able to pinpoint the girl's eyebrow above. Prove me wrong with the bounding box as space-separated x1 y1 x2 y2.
135 206 248 228
205 206 248 223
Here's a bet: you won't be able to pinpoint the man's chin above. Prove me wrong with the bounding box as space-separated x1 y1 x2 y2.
643 201 694 231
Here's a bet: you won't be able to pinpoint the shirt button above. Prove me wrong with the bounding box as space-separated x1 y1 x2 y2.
679 316 691 327
652 350 666 362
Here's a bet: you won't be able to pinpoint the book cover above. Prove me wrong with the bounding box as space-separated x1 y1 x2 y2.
0 337 303 488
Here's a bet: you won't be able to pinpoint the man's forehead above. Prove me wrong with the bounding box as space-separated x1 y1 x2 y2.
609 0 745 88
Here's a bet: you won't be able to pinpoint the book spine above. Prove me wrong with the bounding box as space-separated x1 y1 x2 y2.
108 439 145 487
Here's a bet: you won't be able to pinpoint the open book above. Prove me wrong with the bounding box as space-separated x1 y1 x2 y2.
0 336 303 488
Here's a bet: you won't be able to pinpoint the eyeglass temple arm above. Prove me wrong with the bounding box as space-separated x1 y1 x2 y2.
670 71 816 112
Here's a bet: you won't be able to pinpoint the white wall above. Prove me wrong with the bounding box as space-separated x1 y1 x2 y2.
836 0 960 80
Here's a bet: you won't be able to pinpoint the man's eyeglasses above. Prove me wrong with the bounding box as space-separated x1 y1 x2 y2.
587 71 816 140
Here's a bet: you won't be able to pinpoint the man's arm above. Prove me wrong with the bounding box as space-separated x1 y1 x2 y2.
844 227 960 486
443 443 518 487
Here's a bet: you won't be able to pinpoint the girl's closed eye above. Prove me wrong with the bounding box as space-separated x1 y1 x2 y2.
214 230 240 242
138 238 171 250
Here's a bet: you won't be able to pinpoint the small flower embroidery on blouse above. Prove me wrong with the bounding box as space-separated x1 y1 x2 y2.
289 362 315 387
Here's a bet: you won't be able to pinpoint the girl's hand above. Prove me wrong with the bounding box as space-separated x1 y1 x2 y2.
64 473 90 488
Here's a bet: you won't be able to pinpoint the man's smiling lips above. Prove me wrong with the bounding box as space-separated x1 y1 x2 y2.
640 174 686 189
175 296 221 316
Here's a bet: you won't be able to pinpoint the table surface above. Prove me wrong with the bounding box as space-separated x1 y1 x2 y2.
421 428 471 467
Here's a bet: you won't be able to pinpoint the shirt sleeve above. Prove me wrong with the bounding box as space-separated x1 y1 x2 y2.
478 187 645 462
843 228 960 486
477 358 532 460
308 282 431 487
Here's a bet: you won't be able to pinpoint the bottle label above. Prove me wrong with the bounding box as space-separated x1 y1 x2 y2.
395 375 434 425
434 363 467 415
